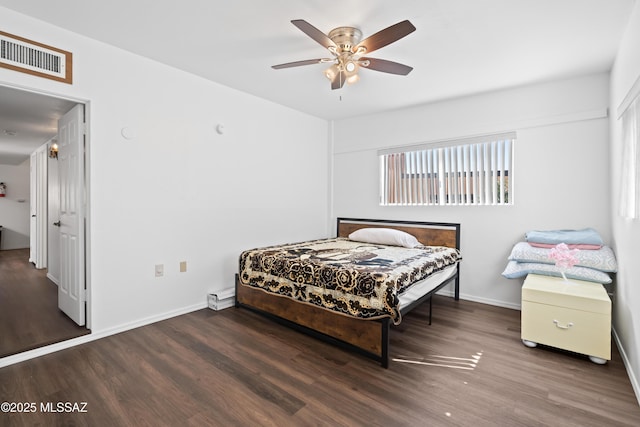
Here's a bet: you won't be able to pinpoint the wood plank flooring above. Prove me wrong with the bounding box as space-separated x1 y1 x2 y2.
1 295 639 426
0 249 90 358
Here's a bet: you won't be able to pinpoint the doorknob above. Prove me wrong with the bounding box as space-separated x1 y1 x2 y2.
53 221 61 227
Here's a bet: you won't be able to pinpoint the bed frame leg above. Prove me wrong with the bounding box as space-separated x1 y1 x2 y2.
381 319 390 368
428 296 433 325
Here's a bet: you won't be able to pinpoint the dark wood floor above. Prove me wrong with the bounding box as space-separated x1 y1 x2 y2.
0 249 90 358
1 294 638 426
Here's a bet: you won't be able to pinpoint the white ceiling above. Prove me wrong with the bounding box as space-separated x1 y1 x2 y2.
0 0 636 164
0 86 77 165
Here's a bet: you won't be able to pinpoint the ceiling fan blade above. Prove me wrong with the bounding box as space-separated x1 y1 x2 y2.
361 58 413 75
331 71 345 90
291 19 337 51
355 20 416 54
272 59 328 69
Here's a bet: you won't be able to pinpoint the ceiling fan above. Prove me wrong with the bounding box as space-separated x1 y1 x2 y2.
272 19 416 90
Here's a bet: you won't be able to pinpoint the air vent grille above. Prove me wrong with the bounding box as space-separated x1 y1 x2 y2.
0 30 72 84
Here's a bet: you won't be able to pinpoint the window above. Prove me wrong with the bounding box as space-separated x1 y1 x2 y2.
379 132 515 206
619 91 640 220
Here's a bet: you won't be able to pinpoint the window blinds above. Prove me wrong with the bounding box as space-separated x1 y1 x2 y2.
379 132 515 206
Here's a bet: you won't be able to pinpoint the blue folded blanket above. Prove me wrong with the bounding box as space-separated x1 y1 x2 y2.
524 228 604 246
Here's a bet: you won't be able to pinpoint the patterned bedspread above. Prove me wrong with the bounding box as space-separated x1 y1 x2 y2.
238 237 461 324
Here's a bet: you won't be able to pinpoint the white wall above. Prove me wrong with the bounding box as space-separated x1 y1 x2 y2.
332 73 611 309
0 7 329 335
0 159 30 250
609 0 640 403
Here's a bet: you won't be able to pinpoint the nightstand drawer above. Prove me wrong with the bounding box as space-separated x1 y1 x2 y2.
521 300 610 360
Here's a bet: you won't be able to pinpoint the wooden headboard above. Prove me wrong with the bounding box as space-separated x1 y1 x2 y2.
336 218 460 249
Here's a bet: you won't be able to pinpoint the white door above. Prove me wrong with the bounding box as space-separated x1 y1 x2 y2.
29 152 37 263
34 146 48 269
57 104 85 326
47 140 61 284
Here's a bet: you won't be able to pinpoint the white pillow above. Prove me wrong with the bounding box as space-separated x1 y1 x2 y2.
348 228 421 248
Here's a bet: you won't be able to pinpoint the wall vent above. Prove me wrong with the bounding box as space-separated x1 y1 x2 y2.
0 30 72 84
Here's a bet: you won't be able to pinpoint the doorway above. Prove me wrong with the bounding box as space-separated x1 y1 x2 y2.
0 84 90 358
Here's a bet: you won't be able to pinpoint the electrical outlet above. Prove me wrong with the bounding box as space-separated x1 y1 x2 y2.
180 261 187 273
155 264 164 277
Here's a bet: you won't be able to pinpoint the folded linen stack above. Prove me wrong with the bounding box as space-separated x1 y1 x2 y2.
501 228 617 284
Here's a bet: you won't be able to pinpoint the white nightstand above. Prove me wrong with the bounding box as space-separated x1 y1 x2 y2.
521 273 611 364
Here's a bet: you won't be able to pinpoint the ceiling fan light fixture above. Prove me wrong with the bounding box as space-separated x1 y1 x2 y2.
346 74 360 85
325 64 339 80
345 60 357 73
344 60 360 84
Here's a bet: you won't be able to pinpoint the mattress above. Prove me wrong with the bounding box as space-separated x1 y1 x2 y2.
239 237 461 324
398 263 458 308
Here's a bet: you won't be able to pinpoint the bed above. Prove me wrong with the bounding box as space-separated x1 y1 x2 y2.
235 217 461 367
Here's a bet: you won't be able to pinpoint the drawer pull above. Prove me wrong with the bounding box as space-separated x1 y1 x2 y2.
553 319 574 329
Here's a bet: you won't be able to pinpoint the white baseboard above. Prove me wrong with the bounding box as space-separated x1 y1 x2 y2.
612 327 640 406
436 289 521 311
46 272 59 286
461 294 521 311
0 301 207 368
